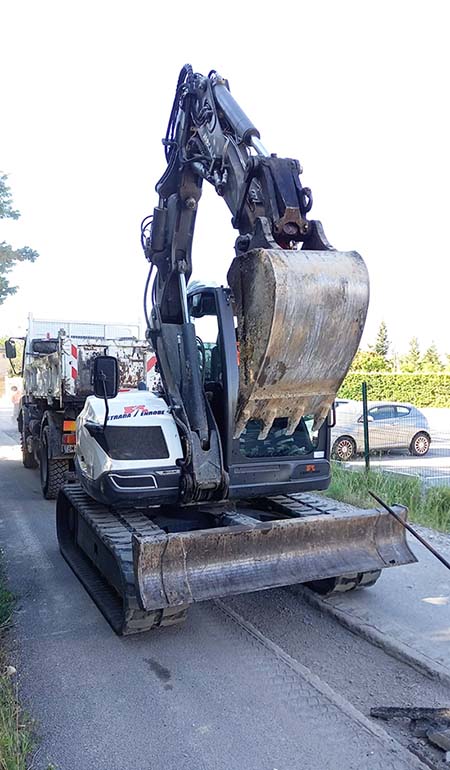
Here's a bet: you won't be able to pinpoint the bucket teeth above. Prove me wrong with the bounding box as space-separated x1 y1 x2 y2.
234 408 252 439
313 406 330 432
286 412 304 436
257 409 276 440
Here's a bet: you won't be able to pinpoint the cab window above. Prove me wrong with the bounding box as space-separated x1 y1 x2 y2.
239 417 316 458
189 293 222 384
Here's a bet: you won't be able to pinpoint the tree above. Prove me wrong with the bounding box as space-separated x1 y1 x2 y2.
400 336 421 373
421 342 443 373
350 349 392 372
0 173 38 304
445 353 450 373
373 320 390 358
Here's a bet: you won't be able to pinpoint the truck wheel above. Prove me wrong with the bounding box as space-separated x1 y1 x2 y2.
40 426 69 500
20 417 38 469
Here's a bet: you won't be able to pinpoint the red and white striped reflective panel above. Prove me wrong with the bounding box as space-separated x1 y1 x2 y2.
70 344 78 380
146 355 157 372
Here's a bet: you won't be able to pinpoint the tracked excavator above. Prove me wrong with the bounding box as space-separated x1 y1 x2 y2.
56 65 415 634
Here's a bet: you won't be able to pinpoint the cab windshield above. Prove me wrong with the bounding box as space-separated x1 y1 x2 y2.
239 417 316 458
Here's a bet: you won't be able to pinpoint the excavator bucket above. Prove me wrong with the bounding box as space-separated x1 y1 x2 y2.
227 248 369 438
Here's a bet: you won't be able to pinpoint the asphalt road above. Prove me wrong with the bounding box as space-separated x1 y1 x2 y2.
0 415 449 770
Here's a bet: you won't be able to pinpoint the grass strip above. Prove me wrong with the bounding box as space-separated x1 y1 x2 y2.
0 556 34 770
326 462 450 533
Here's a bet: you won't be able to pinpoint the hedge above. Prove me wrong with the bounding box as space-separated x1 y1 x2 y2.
339 373 450 408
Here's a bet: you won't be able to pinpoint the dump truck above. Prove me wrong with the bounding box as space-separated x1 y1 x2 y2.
55 65 415 635
5 316 156 499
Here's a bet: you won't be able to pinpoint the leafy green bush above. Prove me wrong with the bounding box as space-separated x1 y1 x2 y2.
339 373 450 408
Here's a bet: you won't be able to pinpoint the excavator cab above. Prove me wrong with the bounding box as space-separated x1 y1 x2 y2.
188 284 331 497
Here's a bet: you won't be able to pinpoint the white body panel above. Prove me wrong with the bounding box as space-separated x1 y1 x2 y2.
76 390 183 482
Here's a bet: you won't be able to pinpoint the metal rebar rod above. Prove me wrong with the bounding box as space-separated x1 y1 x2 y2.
369 490 450 571
371 707 450 721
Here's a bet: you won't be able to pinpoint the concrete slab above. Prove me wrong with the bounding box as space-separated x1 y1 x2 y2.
303 531 450 685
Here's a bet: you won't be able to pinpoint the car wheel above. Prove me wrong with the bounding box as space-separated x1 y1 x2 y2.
410 431 430 456
332 436 356 461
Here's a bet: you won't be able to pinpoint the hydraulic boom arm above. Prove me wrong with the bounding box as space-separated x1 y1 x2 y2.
142 65 369 503
145 65 331 322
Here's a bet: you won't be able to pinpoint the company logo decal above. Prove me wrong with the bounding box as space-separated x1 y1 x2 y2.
108 404 167 421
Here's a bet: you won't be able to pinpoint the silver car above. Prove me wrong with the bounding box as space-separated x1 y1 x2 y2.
331 401 431 461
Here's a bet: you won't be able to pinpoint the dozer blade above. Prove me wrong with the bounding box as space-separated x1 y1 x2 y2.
227 248 369 438
133 504 415 611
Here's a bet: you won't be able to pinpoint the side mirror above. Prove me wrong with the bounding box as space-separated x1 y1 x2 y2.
5 339 17 360
93 356 119 399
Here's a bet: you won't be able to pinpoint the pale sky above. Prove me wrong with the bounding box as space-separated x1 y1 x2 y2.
1 0 448 358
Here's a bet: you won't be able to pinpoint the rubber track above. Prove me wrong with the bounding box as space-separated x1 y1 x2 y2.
58 485 187 635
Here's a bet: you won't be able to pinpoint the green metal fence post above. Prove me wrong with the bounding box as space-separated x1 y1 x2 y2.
362 380 370 471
